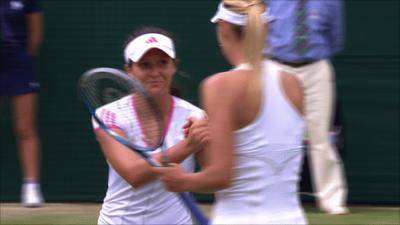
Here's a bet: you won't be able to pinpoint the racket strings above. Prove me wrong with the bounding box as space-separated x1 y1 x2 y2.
81 73 133 108
84 84 104 108
79 69 164 152
133 95 164 149
79 68 208 225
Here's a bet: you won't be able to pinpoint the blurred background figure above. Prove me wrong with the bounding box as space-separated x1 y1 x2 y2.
264 0 349 214
0 0 44 207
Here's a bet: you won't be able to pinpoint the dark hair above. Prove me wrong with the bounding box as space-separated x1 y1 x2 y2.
123 26 182 97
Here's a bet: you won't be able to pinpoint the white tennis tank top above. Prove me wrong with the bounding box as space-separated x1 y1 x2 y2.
93 96 204 225
211 60 307 224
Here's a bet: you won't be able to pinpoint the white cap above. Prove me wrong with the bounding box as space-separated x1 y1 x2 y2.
210 2 272 26
124 33 175 63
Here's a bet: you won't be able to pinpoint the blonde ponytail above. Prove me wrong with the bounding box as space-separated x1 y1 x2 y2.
223 0 267 98
245 3 266 94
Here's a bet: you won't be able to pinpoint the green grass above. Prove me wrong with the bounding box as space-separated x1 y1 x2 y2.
1 203 399 225
0 203 99 224
305 205 399 225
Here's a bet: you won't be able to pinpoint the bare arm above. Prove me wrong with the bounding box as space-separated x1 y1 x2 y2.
96 127 202 187
280 70 304 115
188 74 235 191
26 12 43 56
155 73 237 193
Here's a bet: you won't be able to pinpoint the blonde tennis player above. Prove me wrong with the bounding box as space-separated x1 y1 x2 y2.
155 1 307 224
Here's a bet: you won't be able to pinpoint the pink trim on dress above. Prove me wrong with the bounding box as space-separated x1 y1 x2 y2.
132 94 147 144
94 109 120 132
99 109 117 127
132 95 175 147
164 96 175 137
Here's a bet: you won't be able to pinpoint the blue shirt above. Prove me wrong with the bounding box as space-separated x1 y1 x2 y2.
0 0 41 48
264 0 344 62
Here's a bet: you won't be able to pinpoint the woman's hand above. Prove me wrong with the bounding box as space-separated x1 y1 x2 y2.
153 163 191 192
183 116 210 152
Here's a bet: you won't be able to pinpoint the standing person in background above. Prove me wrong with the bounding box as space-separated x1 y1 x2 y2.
0 0 44 207
93 26 208 225
264 0 349 215
155 0 307 224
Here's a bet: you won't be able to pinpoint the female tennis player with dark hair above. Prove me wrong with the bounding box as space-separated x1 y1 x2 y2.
92 26 208 225
155 0 308 224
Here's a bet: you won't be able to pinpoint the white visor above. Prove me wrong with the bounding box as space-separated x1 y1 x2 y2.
124 33 175 63
210 2 272 26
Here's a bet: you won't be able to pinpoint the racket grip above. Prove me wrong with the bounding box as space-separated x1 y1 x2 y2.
178 192 209 225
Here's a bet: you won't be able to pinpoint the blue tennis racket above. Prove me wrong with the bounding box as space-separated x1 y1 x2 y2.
77 67 209 225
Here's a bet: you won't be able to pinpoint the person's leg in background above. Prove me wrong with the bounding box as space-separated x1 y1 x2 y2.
331 99 345 153
12 93 44 207
303 60 348 215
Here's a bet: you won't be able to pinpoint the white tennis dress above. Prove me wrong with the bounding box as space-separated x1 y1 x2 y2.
211 61 307 224
92 96 204 225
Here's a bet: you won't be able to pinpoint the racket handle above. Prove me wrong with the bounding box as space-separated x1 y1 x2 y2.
178 192 209 225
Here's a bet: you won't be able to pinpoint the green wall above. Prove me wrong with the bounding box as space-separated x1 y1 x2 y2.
1 0 399 204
